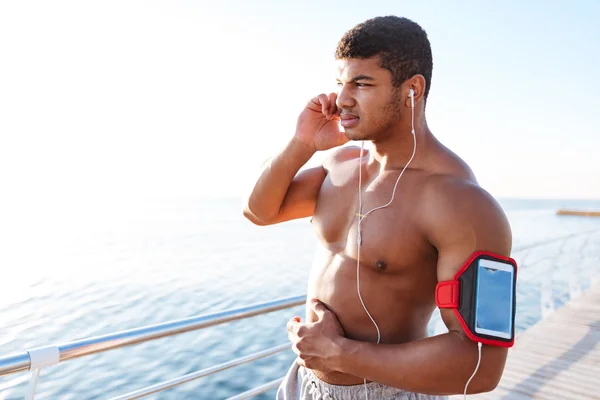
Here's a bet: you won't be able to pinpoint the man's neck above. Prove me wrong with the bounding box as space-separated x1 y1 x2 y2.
369 118 435 171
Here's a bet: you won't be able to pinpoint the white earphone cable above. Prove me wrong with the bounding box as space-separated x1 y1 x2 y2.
357 89 416 399
464 342 483 399
355 90 482 400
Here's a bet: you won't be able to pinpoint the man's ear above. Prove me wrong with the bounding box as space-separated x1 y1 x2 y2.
404 74 426 107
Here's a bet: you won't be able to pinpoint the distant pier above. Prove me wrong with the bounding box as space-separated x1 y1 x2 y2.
557 209 600 217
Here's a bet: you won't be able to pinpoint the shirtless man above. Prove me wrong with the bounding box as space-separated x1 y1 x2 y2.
243 16 512 399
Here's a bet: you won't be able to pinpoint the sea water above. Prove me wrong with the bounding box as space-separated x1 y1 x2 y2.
1 197 600 399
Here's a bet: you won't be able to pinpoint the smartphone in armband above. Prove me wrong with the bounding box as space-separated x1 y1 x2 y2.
436 251 518 347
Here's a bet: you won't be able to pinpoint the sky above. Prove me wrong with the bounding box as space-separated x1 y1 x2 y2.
1 0 599 213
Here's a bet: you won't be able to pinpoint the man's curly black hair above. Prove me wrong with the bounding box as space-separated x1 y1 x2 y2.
335 16 433 100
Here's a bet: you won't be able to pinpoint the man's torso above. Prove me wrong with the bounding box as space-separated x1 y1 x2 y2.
305 145 475 385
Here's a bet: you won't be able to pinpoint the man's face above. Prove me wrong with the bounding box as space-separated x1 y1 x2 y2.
335 56 403 141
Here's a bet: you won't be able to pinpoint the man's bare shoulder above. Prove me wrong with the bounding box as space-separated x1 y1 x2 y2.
431 143 478 183
422 174 501 213
420 174 512 252
322 145 365 171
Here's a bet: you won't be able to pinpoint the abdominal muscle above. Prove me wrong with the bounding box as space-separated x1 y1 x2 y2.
305 249 435 385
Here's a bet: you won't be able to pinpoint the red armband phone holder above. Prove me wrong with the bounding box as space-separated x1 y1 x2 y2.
436 251 518 348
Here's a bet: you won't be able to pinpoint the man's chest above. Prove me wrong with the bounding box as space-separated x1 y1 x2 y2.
311 170 434 272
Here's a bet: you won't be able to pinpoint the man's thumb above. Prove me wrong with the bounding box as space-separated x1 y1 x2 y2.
310 298 327 316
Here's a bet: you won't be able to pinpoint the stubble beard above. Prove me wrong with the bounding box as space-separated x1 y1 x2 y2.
347 90 404 142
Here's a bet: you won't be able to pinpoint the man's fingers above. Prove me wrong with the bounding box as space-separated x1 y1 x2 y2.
286 317 301 334
310 298 330 317
328 93 338 117
292 343 301 356
294 355 306 368
310 93 340 119
317 94 329 116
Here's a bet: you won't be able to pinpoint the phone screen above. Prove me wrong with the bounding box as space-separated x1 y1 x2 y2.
474 259 514 339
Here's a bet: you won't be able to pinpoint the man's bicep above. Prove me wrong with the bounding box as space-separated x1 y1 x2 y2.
430 185 513 385
429 184 512 331
271 146 360 224
271 165 327 223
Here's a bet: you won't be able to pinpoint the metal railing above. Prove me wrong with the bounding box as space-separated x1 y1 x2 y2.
0 295 306 399
1 229 599 399
108 345 290 400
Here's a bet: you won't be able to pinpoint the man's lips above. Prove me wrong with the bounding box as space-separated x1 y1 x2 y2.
340 113 359 128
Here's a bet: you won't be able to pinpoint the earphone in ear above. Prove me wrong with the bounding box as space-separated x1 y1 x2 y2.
409 88 415 109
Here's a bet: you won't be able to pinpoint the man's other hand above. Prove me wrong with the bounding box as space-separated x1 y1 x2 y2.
286 299 346 372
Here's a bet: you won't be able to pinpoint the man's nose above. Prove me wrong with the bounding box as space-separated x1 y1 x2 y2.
336 84 355 110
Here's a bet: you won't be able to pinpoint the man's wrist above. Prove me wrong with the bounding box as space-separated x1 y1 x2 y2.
289 137 317 158
333 336 357 374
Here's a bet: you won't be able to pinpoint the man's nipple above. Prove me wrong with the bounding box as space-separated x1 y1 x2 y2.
376 260 387 271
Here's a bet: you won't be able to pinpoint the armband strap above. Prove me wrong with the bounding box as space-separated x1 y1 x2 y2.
435 280 460 308
434 251 518 348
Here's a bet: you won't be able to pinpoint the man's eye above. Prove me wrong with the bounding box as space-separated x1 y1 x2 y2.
336 82 343 87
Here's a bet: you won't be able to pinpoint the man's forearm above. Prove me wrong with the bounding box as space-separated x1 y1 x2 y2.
336 331 507 395
244 138 316 223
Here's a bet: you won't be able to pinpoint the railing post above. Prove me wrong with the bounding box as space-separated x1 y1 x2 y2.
25 369 40 400
24 345 60 399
